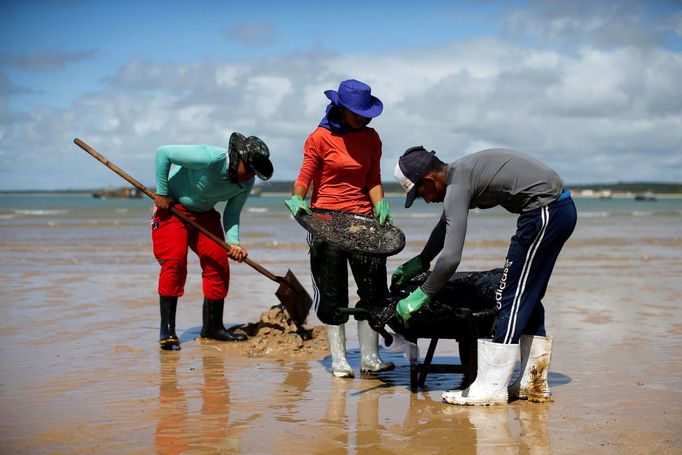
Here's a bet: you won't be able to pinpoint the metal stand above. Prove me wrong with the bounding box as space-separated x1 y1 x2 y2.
408 308 480 392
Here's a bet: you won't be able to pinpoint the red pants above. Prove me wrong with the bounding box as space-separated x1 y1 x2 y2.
151 204 229 300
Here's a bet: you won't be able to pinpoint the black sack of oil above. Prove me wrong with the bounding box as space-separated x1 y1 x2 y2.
362 269 502 343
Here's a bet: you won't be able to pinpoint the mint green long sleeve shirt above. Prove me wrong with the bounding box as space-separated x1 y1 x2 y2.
155 144 254 245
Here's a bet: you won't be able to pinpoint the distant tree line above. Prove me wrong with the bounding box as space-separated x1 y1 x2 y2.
258 181 682 194
2 181 680 194
566 182 682 194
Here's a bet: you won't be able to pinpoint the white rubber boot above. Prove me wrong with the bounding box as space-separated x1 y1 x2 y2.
358 320 395 374
326 324 354 378
508 335 553 402
442 339 519 406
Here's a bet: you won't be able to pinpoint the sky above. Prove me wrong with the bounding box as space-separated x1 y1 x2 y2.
1 0 681 190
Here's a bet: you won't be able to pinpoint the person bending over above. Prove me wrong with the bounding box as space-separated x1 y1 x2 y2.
393 146 576 404
152 132 273 350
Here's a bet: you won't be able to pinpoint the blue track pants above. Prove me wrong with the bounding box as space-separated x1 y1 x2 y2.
493 197 577 344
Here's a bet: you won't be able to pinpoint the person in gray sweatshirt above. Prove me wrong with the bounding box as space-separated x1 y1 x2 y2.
393 146 577 406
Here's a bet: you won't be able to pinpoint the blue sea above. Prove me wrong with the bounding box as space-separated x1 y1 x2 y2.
3 192 682 217
1 191 680 277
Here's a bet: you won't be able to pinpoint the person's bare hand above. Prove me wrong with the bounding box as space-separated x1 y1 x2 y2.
154 194 174 209
228 245 248 262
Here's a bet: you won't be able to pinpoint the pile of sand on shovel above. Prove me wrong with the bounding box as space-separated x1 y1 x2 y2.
203 305 328 360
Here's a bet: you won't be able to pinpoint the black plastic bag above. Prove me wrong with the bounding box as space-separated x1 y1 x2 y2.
364 269 501 343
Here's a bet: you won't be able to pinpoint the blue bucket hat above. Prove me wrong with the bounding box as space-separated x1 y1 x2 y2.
324 79 383 118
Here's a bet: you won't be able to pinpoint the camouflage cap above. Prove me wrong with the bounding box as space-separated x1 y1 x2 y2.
244 135 273 181
228 132 273 181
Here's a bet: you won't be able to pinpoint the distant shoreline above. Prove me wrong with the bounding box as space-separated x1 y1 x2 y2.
2 191 681 199
2 181 681 197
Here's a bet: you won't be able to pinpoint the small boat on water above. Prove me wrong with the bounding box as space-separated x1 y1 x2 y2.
634 192 657 201
92 187 143 199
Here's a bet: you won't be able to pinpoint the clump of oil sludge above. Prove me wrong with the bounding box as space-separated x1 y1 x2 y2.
226 305 328 359
306 213 404 255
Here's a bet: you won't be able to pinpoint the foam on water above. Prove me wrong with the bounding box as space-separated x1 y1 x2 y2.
14 209 68 216
579 211 611 218
407 212 440 219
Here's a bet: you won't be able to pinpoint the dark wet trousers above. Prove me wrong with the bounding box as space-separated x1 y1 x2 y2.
493 197 577 344
309 236 389 325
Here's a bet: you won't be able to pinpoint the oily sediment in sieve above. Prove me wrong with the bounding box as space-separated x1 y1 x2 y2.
295 209 405 256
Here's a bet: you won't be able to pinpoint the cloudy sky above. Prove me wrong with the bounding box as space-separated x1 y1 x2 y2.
1 0 681 190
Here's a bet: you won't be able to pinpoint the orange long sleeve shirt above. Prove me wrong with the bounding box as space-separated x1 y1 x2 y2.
294 126 383 216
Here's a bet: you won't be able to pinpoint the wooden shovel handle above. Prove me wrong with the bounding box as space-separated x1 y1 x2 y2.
74 138 156 200
74 138 280 283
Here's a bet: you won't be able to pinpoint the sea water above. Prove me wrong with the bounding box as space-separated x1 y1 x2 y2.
1 193 680 291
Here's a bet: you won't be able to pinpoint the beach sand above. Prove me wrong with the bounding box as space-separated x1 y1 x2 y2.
1 198 681 454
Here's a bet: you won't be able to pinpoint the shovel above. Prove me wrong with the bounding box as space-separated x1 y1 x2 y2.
74 138 312 328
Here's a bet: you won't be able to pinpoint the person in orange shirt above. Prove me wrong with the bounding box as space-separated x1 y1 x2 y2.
285 79 394 378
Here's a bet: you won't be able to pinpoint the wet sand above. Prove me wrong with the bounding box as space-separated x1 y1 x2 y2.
1 202 681 453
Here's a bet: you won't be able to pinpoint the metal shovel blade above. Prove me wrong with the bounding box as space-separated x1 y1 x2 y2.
275 270 312 328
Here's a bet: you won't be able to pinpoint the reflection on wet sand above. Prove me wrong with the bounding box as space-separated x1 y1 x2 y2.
406 395 551 454
269 360 313 423
466 406 516 454
155 352 189 453
199 352 238 450
349 379 549 453
155 350 242 453
257 362 552 454
355 383 386 449
515 403 550 454
322 378 351 448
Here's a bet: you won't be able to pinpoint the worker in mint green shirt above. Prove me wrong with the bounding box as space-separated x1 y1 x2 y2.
151 132 273 350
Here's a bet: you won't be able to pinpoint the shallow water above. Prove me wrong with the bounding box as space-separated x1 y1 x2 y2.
1 194 681 453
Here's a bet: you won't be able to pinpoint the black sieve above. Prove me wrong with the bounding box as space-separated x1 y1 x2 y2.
295 209 406 257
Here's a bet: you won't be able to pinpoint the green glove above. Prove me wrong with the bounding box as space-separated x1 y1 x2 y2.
373 198 392 226
396 287 430 324
391 256 426 288
284 195 312 217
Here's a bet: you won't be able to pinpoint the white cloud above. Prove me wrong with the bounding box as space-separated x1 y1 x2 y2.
504 0 664 48
1 34 681 189
668 11 682 36
244 76 293 118
224 22 277 48
216 66 245 87
0 49 99 72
